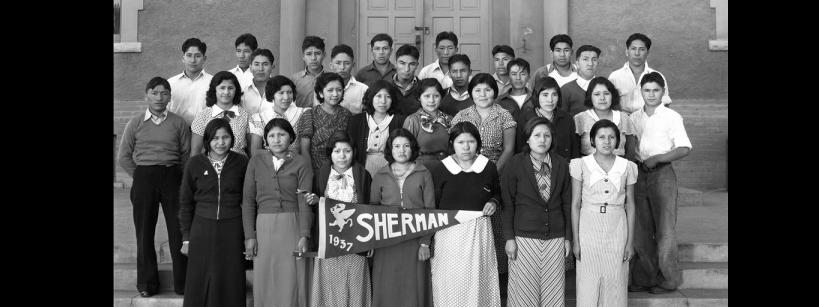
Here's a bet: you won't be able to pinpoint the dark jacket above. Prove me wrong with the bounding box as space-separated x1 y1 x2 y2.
516 105 580 160
178 151 249 241
495 90 533 120
346 113 406 165
313 162 372 204
500 152 572 242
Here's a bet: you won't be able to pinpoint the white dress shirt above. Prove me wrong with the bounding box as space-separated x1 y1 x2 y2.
241 82 265 116
229 65 254 91
340 77 369 114
608 62 672 114
629 103 692 161
417 59 454 89
168 70 213 125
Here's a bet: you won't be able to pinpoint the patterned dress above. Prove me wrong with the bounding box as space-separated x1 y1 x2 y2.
248 102 308 154
297 104 352 169
191 105 250 155
403 108 452 170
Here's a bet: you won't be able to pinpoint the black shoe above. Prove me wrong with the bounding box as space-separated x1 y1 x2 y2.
628 285 651 292
649 286 675 294
138 290 156 297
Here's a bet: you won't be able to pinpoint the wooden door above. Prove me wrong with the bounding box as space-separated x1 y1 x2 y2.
423 0 491 73
358 0 424 71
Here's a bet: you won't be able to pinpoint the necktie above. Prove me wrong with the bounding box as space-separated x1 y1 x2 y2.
334 174 349 189
537 161 552 201
222 110 236 122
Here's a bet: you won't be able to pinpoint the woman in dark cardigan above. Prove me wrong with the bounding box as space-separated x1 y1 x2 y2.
178 119 249 307
346 80 406 175
516 76 580 160
501 116 573 306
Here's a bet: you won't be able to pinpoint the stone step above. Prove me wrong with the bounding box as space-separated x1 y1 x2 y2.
114 263 253 291
114 290 253 307
678 187 703 207
114 289 726 307
678 242 728 262
679 262 728 289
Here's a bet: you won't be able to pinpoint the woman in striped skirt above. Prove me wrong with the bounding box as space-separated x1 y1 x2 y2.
501 117 573 306
570 119 637 307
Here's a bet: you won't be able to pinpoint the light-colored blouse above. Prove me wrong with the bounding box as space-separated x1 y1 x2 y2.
574 109 634 156
569 155 637 205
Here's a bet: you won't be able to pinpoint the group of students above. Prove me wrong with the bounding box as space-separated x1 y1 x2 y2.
117 30 692 307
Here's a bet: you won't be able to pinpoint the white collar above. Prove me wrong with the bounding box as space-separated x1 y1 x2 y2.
180 70 207 81
576 76 594 91
366 113 394 133
346 76 362 90
211 105 240 117
261 101 301 122
441 154 489 174
143 108 168 121
622 61 654 78
582 155 627 193
233 65 251 74
330 166 354 178
585 109 621 126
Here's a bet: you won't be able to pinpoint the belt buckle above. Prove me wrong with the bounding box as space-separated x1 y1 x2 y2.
600 203 607 213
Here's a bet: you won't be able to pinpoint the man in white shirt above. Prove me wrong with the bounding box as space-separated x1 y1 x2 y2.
417 31 458 89
241 48 275 115
560 45 601 117
608 33 672 114
228 33 257 90
531 34 578 88
324 44 368 114
627 72 691 295
168 38 213 125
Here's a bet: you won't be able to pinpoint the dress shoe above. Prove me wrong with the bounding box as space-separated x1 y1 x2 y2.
138 290 156 297
649 286 675 294
628 285 651 292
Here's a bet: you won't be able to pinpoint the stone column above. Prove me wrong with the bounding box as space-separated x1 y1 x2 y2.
279 0 306 76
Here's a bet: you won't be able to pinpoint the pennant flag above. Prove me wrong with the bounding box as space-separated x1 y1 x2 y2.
310 197 484 259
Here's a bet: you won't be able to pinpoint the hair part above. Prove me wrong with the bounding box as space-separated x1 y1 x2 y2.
506 57 530 75
531 76 562 109
205 71 243 107
589 119 621 148
522 116 556 153
362 80 400 115
324 131 356 159
313 72 345 104
468 73 499 100
384 128 420 164
263 118 297 146
583 76 620 110
448 121 481 154
265 75 297 102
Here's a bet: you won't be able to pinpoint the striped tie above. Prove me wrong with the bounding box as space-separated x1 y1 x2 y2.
537 161 551 202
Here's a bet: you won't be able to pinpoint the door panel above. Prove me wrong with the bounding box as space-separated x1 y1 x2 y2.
358 0 424 71
423 0 490 73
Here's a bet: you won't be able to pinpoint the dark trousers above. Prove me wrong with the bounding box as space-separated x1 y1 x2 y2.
130 165 187 293
629 163 682 289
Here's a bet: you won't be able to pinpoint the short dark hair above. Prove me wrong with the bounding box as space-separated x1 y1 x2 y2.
203 118 235 155
522 117 556 153
549 34 572 50
583 76 620 110
417 78 445 99
265 75 297 102
331 44 355 60
145 76 170 93
448 54 471 68
263 118 297 146
314 72 345 104
384 128 420 164
531 76 562 109
467 73 499 100
435 31 459 47
492 45 515 58
250 48 275 65
589 119 621 148
640 71 665 88
448 121 481 154
370 33 394 48
205 71 243 107
506 58 530 75
302 35 325 52
182 38 207 55
362 80 400 115
324 131 355 159
395 44 420 60
626 33 652 50
235 33 258 50
575 45 601 58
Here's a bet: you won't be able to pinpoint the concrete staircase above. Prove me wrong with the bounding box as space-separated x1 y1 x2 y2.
113 186 727 306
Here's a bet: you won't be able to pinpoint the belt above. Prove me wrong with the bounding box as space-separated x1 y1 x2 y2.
583 202 623 213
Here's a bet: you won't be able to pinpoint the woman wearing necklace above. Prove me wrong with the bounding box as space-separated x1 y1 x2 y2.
242 118 313 307
369 128 435 307
190 71 249 156
516 77 580 160
430 121 501 306
346 80 406 176
178 119 249 307
248 75 309 156
570 119 637 307
298 72 353 170
403 78 452 170
501 117 573 307
573 77 636 157
304 131 373 307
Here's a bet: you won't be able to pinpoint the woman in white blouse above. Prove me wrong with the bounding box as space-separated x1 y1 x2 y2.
346 80 406 175
247 75 309 156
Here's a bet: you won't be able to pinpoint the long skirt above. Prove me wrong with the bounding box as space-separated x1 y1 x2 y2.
310 254 371 307
183 215 246 307
371 237 432 307
576 204 628 307
507 236 566 307
254 213 309 307
431 217 500 307
365 153 388 177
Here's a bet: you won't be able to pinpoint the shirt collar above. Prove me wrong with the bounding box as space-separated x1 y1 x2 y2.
441 154 489 174
211 105 240 117
529 152 552 170
346 76 361 90
493 72 510 86
367 61 396 73
392 74 418 93
180 70 207 81
576 76 594 91
582 155 627 193
585 109 621 126
623 61 654 76
547 63 577 73
301 66 324 77
143 108 168 121
330 166 354 178
449 86 470 100
366 113 394 133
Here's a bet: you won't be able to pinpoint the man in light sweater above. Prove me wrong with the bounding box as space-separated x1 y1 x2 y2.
118 77 190 298
560 45 601 117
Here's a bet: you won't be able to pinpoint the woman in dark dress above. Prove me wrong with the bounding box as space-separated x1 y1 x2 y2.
179 119 249 307
347 80 406 175
516 76 580 160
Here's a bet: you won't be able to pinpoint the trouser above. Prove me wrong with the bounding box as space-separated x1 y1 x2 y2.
629 162 682 289
130 165 187 293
